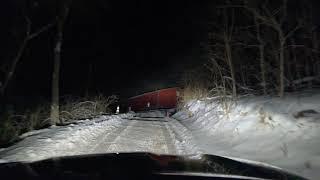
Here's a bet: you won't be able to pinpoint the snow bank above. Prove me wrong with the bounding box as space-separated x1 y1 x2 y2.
173 90 320 180
166 117 202 155
0 114 132 162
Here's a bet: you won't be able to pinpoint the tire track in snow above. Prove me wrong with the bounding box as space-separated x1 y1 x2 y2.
90 120 134 153
104 120 138 152
166 118 202 155
160 121 177 154
97 119 173 154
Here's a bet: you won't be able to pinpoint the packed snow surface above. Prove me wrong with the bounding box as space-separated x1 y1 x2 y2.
0 113 199 163
173 90 320 180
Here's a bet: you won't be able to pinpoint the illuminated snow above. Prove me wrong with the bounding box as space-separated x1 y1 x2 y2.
0 113 199 163
173 90 320 180
0 91 319 179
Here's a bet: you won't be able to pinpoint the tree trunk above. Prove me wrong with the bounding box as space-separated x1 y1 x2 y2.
259 44 267 95
240 65 247 87
304 56 312 88
290 38 300 90
306 30 319 88
312 31 319 76
279 33 285 97
50 1 71 125
225 35 236 98
50 28 62 125
255 16 267 95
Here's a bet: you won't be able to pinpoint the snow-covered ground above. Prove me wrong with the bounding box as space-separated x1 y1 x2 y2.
0 113 199 163
173 90 320 180
0 90 319 179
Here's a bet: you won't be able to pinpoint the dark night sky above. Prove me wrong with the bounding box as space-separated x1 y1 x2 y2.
1 0 319 102
0 0 209 101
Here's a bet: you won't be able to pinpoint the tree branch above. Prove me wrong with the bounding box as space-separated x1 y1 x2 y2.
0 18 55 95
283 24 302 41
28 23 55 40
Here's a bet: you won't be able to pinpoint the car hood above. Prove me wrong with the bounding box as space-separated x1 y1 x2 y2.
0 153 307 180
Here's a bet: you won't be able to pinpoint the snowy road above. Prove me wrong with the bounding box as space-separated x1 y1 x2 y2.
0 113 199 163
90 118 177 154
0 107 316 179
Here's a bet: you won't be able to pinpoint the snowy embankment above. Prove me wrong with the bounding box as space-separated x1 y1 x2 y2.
0 114 132 162
173 90 320 179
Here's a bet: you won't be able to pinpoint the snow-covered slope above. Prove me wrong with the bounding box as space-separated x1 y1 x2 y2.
173 90 320 180
0 114 130 162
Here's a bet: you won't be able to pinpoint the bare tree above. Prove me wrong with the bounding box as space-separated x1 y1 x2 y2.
0 18 53 96
208 5 237 98
302 2 319 88
204 0 317 99
50 0 72 125
254 15 267 95
242 0 301 97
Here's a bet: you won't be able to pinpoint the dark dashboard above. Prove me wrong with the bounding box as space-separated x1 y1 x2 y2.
0 153 306 180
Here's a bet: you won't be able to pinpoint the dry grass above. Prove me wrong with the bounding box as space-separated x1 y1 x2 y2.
181 85 209 103
209 85 235 116
0 105 49 146
0 94 118 147
60 94 118 122
179 67 211 107
179 86 239 122
0 117 19 146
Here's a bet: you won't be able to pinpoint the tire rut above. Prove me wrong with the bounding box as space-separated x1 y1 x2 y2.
160 121 177 154
90 120 133 153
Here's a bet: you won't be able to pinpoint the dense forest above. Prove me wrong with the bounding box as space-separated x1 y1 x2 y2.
184 0 319 101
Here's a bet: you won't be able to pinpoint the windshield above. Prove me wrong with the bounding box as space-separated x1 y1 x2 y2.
0 0 319 180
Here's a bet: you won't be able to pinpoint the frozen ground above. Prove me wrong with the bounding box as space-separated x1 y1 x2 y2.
173 90 320 180
0 90 319 179
0 113 199 163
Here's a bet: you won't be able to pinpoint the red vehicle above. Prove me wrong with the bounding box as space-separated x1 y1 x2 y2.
128 87 178 112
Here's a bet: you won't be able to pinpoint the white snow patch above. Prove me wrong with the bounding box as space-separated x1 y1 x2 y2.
165 117 201 155
173 90 320 180
0 114 133 162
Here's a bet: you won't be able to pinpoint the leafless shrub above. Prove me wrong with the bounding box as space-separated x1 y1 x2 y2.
60 94 118 122
209 85 235 117
0 117 19 146
7 105 50 133
178 67 210 109
0 94 118 146
0 105 50 146
180 85 209 104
